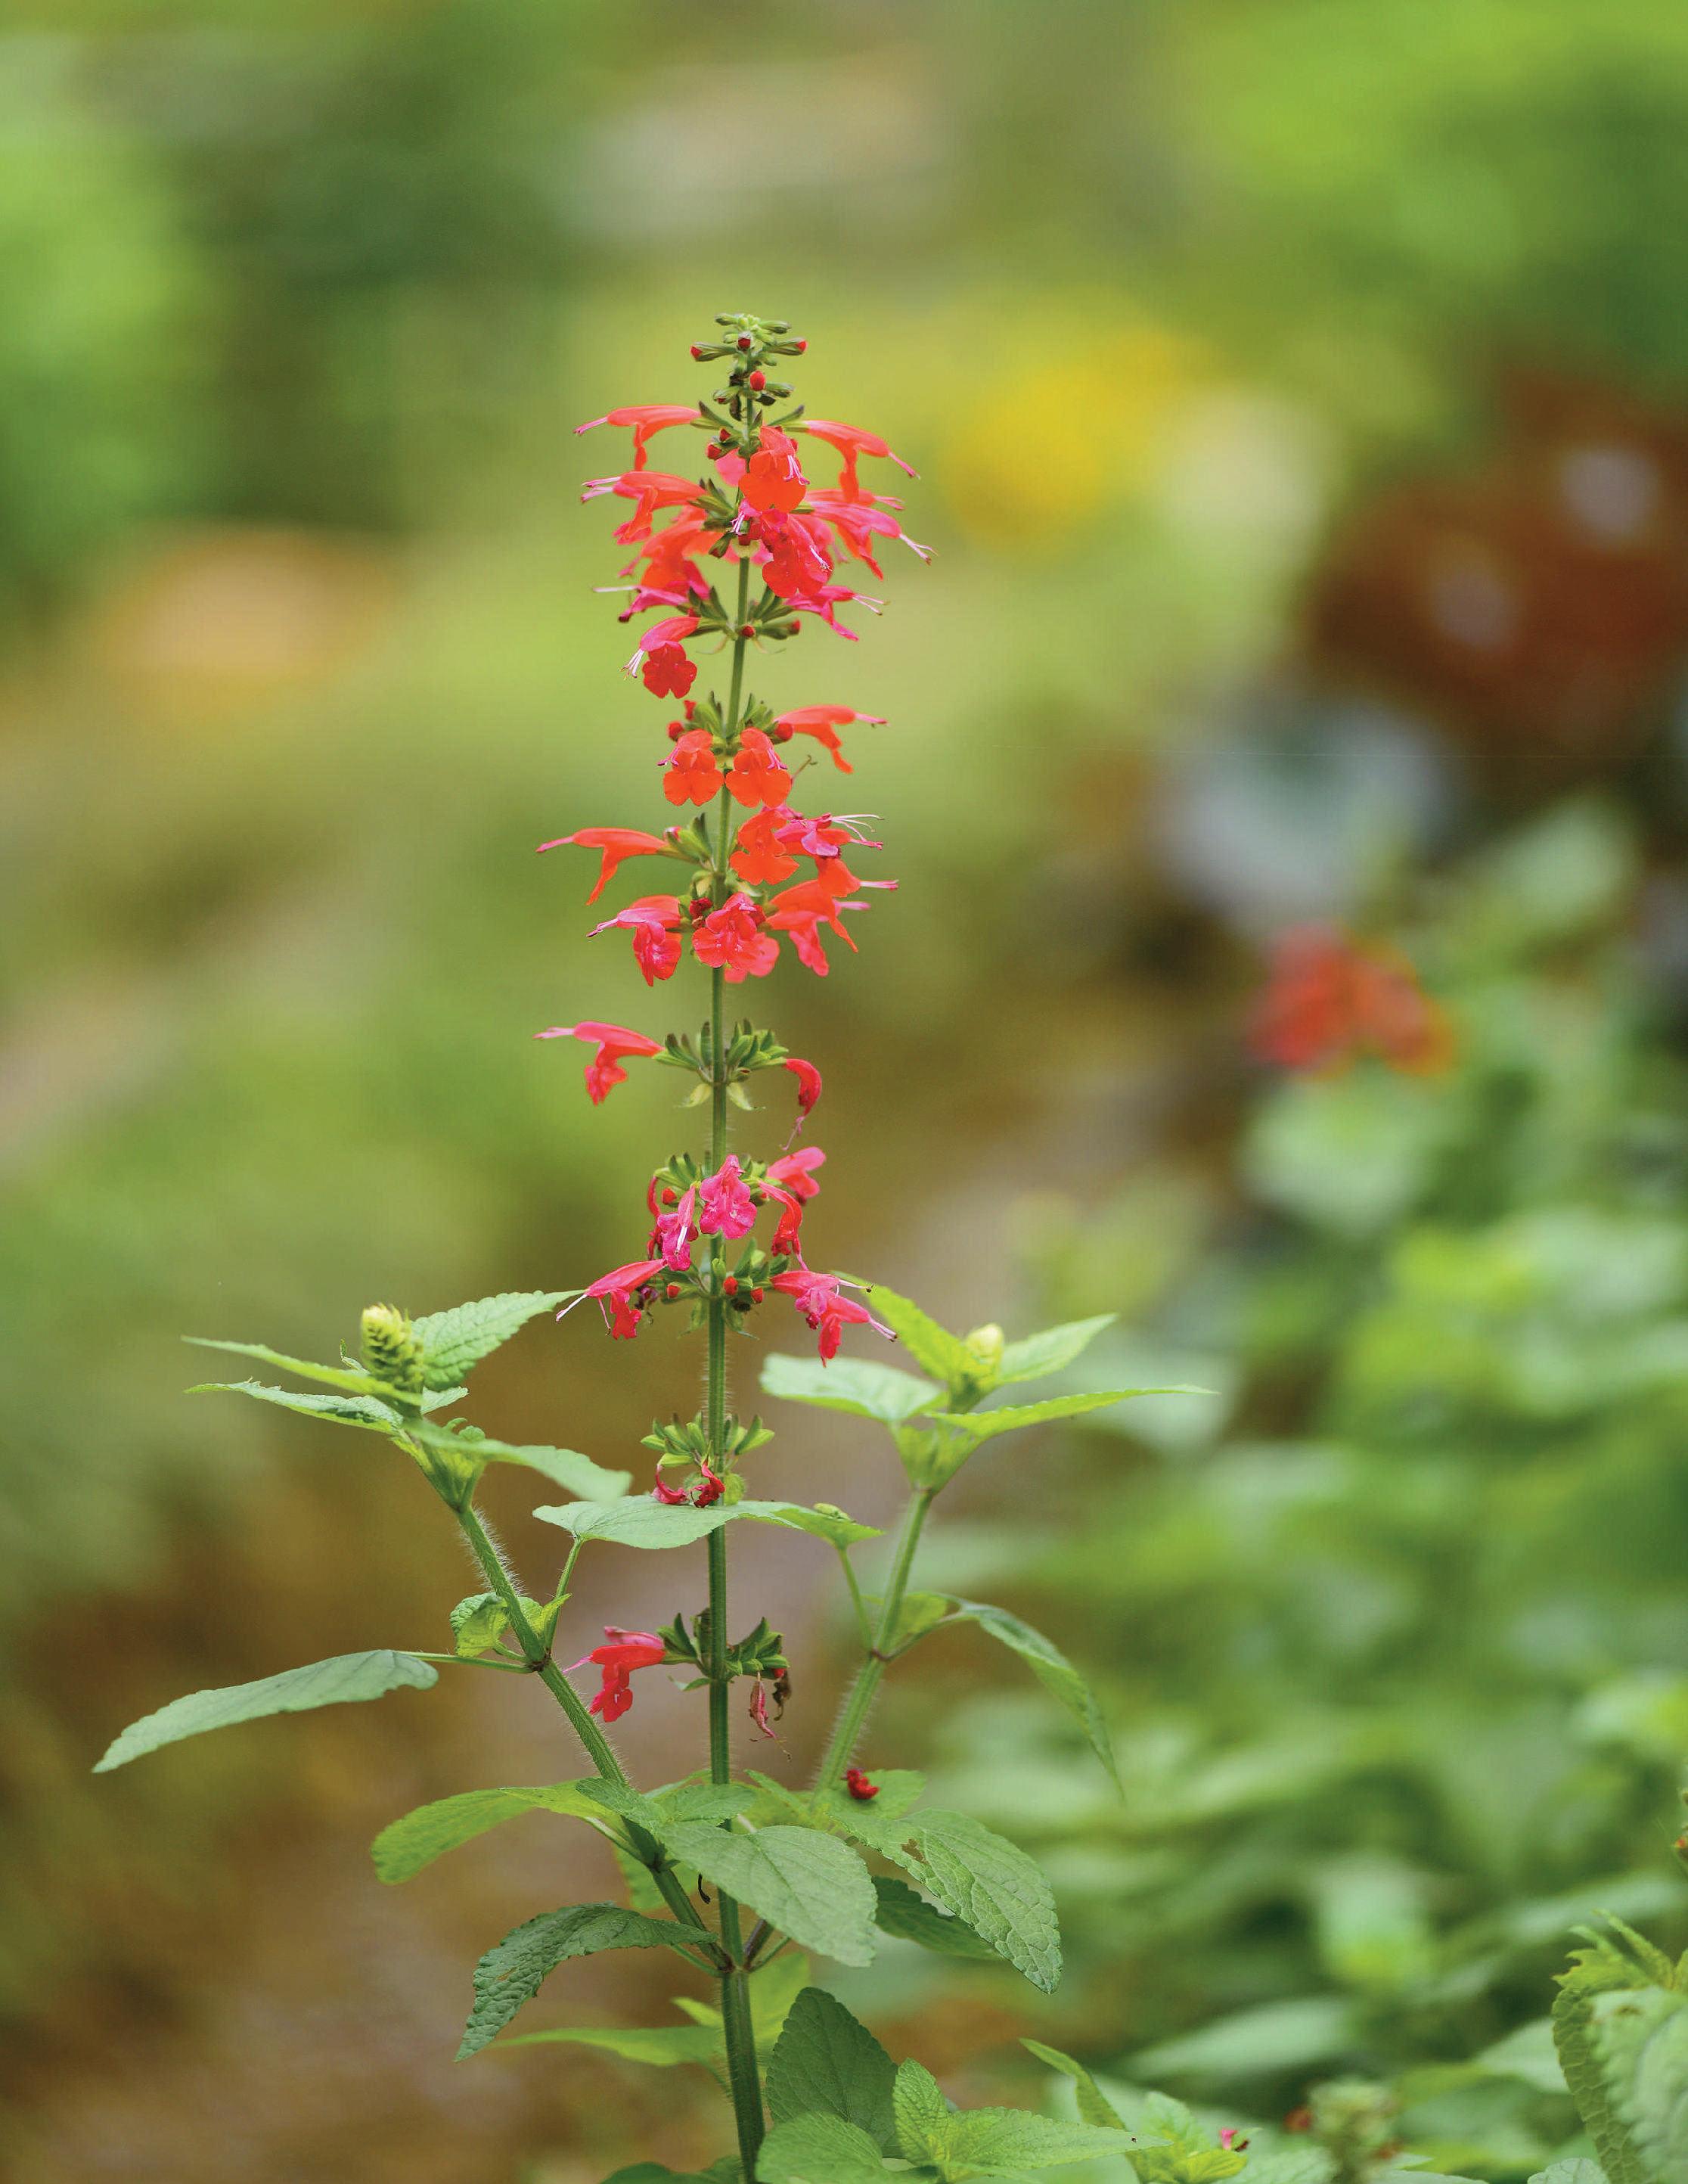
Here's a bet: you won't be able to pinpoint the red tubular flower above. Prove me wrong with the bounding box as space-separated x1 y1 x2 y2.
589 895 684 985
766 879 864 975
741 426 807 514
569 1257 668 1339
664 728 725 806
731 808 800 886
767 1145 824 1201
726 728 793 809
644 643 697 699
1252 927 1454 1076
759 511 834 603
653 1453 724 1508
653 1184 699 1270
569 1626 668 1721
698 1154 758 1241
774 706 885 773
796 419 917 496
771 1269 892 1362
576 403 697 471
694 893 780 982
748 1681 775 1738
843 1766 880 1801
538 826 673 905
782 1057 823 1135
535 1020 662 1104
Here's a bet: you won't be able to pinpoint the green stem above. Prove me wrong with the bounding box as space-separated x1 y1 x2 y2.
709 545 763 2182
813 1487 936 1789
453 1499 711 1940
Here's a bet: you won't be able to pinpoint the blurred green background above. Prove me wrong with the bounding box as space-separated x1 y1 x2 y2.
13 2 1688 2177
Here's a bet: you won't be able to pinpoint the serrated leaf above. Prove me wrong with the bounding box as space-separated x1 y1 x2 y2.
799 1772 927 1825
919 2107 1131 2176
1019 2041 1126 2130
503 2023 723 2067
656 1822 878 1967
849 1809 1060 1993
1593 1984 1688 2179
995 1316 1117 1387
766 1989 898 2150
1555 1942 1653 2184
873 1877 1000 1962
948 1601 1118 1786
371 1782 612 1882
408 1421 630 1501
188 1378 404 1432
411 1291 572 1390
95 1650 436 1771
183 1336 382 1396
759 2112 903 2184
892 2058 951 2158
854 1285 978 1387
449 1592 510 1657
532 1497 878 1551
459 1903 697 2058
761 1352 942 1424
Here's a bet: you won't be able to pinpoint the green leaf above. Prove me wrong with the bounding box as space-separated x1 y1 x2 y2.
1527 2165 1609 2184
532 1497 878 1550
758 2113 904 2184
603 2167 725 2184
1593 1984 1688 2179
449 1592 511 1657
809 1772 929 1825
926 1389 1190 1451
892 2058 951 2158
1019 2041 1126 2130
1554 1936 1655 2184
503 2023 722 2067
867 1592 953 1653
656 1823 879 1967
873 1877 1000 1962
948 1601 1118 1786
761 1352 942 1424
371 1782 612 1882
459 1903 698 2058
916 2108 1131 2176
411 1290 573 1389
95 1650 436 1771
995 1316 1117 1387
849 1809 1060 1993
1133 1996 1358 2080
188 1378 404 1432
766 1989 898 2151
854 1285 978 1387
408 1421 630 1501
183 1336 382 1396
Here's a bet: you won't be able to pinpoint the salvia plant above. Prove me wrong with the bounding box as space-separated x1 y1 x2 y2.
92 313 1234 2183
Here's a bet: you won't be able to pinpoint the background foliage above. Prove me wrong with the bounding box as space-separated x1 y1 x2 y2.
11 2 1688 2179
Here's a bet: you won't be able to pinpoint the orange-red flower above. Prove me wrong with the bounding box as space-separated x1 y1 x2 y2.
590 894 685 985
740 426 807 514
540 826 674 904
796 419 917 496
731 808 800 886
536 1021 662 1104
726 727 793 809
576 403 697 471
1252 927 1454 1076
693 893 779 983
774 705 884 773
571 1626 668 1719
664 729 724 806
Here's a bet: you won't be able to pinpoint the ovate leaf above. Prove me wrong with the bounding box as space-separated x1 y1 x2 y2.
853 1285 977 1387
851 1809 1061 1992
995 1316 1117 1387
1019 2041 1127 2130
503 2023 721 2067
408 1421 629 1500
949 1601 1118 1786
892 2058 951 2157
449 1593 511 1657
873 1877 999 1962
915 2108 1133 2175
533 1498 877 1551
459 1903 698 2058
95 1650 436 1771
411 1290 573 1388
762 1352 942 1424
926 1389 1188 1452
371 1782 611 1882
1592 1984 1688 2180
765 1988 898 2150
758 2113 901 2184
657 1823 879 1967
1527 2165 1611 2184
187 1379 403 1432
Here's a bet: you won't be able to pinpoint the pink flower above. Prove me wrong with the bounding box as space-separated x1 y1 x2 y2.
653 1185 698 1270
693 893 780 983
569 1626 668 1722
538 825 673 905
576 403 697 471
767 879 864 976
535 1020 662 1104
844 1766 880 1800
569 1258 667 1340
749 1680 776 1738
589 894 684 986
697 1155 758 1241
652 1453 724 1508
782 1057 823 1136
767 1145 825 1201
771 1269 892 1363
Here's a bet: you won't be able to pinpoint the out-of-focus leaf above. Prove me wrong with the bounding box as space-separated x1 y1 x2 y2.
948 1599 1118 1785
95 1651 436 1770
186 1378 403 1431
761 1352 942 1423
996 1316 1117 1386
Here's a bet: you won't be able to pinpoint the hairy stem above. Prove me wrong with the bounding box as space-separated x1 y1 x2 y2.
813 1486 936 1788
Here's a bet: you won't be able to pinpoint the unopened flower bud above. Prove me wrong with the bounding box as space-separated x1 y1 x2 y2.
690 343 705 360
737 334 752 351
963 1323 1005 1375
666 718 686 741
740 623 756 640
664 1282 681 1303
751 1285 765 1303
361 1303 425 1395
723 1275 738 1296
748 370 766 391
